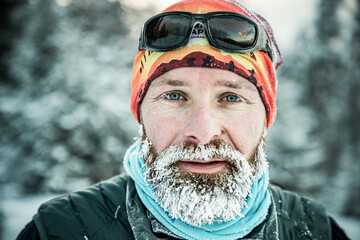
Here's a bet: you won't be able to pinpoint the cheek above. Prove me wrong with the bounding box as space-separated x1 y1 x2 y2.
223 110 265 155
142 107 184 154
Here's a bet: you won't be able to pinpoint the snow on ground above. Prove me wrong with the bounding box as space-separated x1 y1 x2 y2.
1 194 360 240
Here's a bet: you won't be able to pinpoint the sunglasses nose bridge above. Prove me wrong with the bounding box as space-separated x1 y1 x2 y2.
191 14 207 25
188 15 207 38
193 15 204 20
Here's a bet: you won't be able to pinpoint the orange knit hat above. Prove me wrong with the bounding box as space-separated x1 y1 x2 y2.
130 0 283 128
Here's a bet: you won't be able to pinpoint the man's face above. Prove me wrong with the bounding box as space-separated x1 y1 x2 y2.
141 67 266 165
139 67 268 226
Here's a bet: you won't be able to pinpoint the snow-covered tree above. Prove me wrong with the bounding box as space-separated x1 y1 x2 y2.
268 0 360 217
0 0 145 195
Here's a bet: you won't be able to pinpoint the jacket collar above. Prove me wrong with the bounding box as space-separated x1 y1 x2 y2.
126 178 280 240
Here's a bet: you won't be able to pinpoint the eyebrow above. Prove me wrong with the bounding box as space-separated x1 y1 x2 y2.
151 78 255 91
151 79 189 87
216 80 256 91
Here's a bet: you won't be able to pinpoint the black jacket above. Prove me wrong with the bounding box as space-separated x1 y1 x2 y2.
17 175 350 240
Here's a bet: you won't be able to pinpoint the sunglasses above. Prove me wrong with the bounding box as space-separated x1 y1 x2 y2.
139 11 272 61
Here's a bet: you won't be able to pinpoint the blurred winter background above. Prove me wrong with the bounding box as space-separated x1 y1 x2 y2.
0 0 359 239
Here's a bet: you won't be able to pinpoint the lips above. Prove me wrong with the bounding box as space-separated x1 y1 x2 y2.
178 160 226 174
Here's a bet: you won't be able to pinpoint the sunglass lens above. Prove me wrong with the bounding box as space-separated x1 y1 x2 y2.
146 15 191 49
208 16 256 49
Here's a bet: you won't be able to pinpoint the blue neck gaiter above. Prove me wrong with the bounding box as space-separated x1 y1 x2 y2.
124 140 271 240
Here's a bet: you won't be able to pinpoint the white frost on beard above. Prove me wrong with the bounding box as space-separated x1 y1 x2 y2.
134 124 145 141
141 137 152 160
139 124 144 136
142 135 268 227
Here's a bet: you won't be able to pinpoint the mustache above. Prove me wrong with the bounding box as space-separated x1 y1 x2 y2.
147 139 248 171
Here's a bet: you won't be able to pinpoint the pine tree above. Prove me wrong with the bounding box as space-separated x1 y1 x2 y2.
343 0 360 217
0 0 23 87
302 0 346 177
275 0 360 217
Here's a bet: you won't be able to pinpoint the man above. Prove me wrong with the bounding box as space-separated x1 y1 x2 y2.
18 0 349 239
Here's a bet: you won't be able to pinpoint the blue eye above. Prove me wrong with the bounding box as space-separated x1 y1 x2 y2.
220 94 247 104
164 92 182 100
225 95 240 102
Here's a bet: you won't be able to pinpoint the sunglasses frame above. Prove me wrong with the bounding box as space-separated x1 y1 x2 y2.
139 11 272 61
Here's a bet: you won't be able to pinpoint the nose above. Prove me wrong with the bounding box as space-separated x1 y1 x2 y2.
183 105 223 145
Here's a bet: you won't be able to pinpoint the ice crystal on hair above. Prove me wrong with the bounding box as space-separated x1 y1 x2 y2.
138 124 144 136
133 125 145 141
141 138 152 160
143 132 268 226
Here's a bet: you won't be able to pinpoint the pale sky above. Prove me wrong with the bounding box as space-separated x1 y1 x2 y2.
120 0 319 51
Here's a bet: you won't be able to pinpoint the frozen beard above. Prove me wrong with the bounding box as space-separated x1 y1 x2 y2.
141 130 268 227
